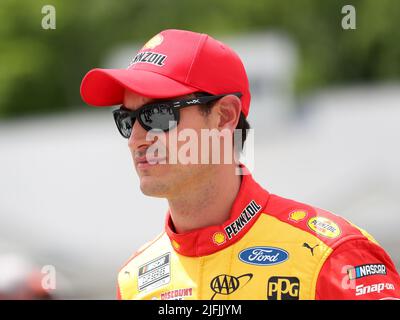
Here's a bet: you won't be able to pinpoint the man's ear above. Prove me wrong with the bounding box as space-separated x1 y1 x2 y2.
214 94 242 130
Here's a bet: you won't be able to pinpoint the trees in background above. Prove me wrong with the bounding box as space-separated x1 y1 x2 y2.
1 0 399 118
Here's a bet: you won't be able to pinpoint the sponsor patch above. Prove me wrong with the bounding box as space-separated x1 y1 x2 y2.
138 253 170 292
307 216 341 239
160 288 193 300
288 210 308 222
129 51 167 67
171 240 180 250
355 282 395 296
267 276 300 300
347 264 387 280
239 246 289 266
224 200 262 240
143 34 164 49
212 232 226 245
302 242 319 256
210 273 253 300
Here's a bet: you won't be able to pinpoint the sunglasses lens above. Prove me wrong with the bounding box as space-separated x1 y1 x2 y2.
139 104 177 131
114 111 134 138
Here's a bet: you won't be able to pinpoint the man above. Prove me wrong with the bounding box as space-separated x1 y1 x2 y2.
80 29 400 300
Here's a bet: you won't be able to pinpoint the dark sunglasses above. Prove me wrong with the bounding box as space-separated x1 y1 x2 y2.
112 92 242 138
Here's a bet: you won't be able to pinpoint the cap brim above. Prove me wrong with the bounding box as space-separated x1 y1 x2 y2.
80 68 200 106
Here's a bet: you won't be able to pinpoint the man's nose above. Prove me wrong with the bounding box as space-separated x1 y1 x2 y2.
128 120 153 151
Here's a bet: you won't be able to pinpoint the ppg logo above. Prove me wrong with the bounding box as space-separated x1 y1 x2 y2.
267 276 300 300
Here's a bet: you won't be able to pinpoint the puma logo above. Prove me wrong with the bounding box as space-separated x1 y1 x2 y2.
302 243 319 256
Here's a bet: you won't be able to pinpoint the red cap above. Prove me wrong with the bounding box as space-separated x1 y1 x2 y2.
80 29 251 117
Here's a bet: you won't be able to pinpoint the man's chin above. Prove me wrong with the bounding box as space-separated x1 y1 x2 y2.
139 176 169 198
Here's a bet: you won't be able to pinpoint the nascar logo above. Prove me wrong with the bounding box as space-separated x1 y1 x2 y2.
347 264 387 280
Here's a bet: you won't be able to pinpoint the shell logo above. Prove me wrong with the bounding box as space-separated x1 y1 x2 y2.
307 216 341 239
212 232 226 246
143 34 164 49
171 240 180 250
288 210 308 222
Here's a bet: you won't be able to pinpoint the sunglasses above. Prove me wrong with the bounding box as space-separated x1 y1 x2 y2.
112 92 242 138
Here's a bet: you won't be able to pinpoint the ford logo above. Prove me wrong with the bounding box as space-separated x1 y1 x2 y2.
239 247 289 266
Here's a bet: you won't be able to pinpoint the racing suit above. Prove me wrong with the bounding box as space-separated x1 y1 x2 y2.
117 172 400 300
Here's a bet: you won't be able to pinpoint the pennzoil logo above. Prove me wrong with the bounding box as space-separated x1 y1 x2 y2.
143 34 164 49
128 51 167 67
307 216 341 239
288 210 308 222
212 232 226 246
224 200 262 240
210 273 253 300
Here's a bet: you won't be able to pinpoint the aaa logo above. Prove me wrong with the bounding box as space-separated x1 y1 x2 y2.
210 273 253 300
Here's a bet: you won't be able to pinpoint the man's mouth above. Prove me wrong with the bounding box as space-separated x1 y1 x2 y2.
135 155 167 168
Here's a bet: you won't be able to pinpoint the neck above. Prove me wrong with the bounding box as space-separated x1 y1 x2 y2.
168 165 242 234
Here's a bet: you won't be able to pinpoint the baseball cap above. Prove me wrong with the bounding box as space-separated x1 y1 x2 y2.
80 29 251 117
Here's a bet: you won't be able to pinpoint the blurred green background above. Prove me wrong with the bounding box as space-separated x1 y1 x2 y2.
1 0 399 118
1 0 400 299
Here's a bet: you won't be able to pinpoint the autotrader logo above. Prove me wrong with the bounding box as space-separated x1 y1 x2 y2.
210 273 253 300
267 276 300 300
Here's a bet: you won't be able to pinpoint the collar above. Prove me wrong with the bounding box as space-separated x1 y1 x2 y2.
164 169 270 257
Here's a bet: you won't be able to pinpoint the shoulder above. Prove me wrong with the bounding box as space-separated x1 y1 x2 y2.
315 237 400 299
117 232 171 300
263 193 372 248
263 194 400 299
119 231 170 273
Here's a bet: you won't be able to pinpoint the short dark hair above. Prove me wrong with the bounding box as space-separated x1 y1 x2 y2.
195 92 250 149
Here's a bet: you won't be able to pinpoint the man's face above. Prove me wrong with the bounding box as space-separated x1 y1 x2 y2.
124 90 218 198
